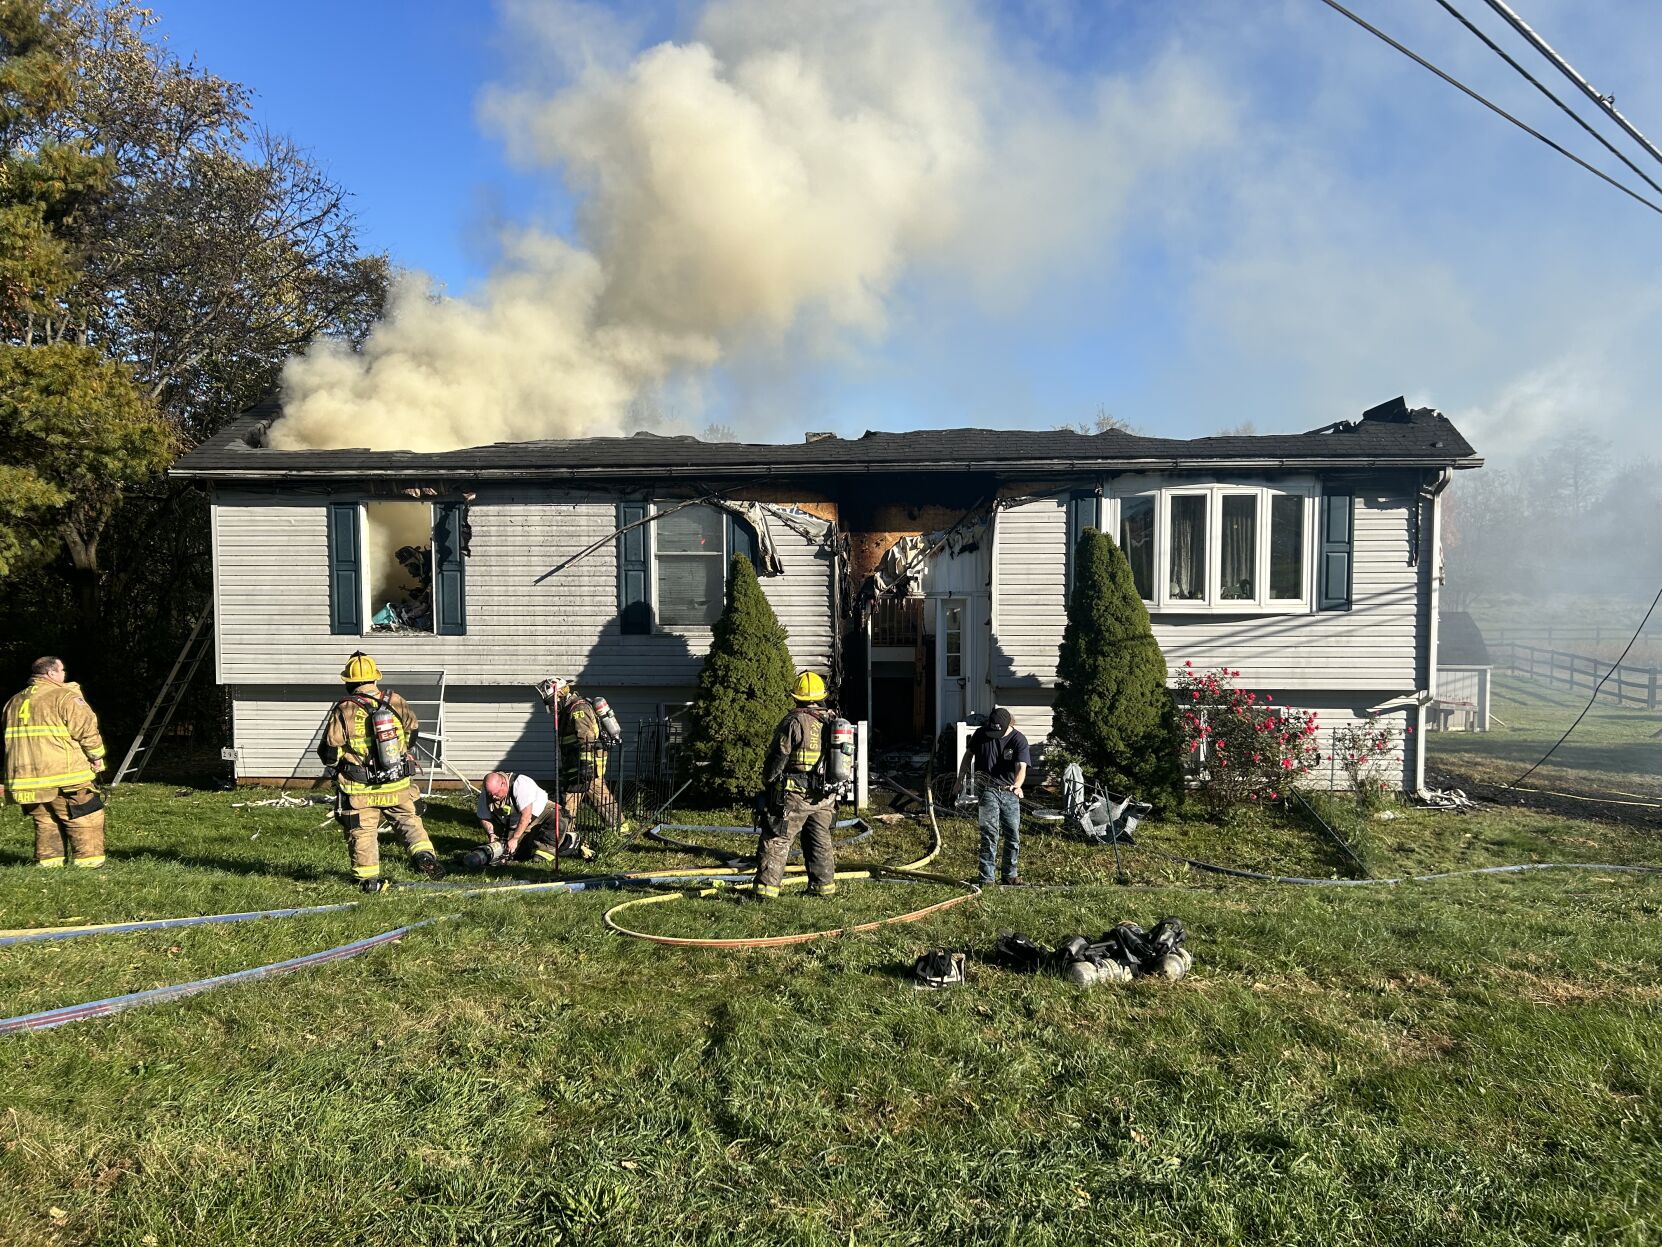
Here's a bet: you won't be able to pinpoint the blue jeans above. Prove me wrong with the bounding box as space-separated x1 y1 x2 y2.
977 786 1021 882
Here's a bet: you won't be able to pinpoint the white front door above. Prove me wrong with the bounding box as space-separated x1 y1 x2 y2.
938 597 968 732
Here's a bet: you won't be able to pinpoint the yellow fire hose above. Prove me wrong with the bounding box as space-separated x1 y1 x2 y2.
600 779 980 948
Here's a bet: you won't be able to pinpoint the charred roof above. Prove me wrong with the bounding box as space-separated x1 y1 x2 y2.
171 394 1481 482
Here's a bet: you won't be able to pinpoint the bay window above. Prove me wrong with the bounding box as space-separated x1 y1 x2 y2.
1109 482 1315 612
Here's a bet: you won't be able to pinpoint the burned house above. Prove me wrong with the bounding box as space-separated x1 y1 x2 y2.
171 396 1480 791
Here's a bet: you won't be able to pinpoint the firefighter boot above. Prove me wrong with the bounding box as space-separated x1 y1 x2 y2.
412 850 447 881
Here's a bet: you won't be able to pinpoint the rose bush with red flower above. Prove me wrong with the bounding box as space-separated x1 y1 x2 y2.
1174 666 1321 811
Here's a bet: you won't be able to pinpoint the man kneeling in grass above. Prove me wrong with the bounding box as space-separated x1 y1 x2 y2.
468 770 561 869
958 707 1030 886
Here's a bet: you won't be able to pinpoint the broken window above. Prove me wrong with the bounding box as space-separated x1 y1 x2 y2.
327 500 467 637
364 501 435 633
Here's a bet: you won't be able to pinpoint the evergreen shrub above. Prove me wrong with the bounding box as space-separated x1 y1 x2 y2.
685 553 797 801
1051 528 1185 811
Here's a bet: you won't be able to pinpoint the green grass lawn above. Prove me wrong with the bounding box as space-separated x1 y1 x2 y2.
2 784 1660 1245
1427 674 1662 800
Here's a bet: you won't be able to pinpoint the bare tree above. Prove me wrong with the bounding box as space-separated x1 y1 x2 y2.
1056 405 1141 435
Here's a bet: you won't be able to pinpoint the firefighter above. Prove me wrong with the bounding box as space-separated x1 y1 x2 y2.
535 677 625 854
318 652 444 891
752 670 839 900
2 656 108 869
464 770 560 870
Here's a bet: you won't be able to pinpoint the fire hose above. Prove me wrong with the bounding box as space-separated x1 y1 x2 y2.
0 920 441 1035
0 793 971 1030
600 784 982 947
13 774 1658 1033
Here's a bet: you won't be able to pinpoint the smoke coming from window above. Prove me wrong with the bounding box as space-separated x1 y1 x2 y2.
267 0 1227 452
363 501 434 632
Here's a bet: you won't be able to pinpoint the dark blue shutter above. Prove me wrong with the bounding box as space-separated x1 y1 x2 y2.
726 512 759 571
618 501 652 634
1064 491 1094 602
433 502 468 635
1319 490 1354 611
327 502 361 635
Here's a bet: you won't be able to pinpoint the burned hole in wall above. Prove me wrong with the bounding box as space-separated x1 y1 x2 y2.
365 501 434 633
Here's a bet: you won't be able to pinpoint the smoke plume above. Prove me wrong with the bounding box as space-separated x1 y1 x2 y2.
270 0 1226 452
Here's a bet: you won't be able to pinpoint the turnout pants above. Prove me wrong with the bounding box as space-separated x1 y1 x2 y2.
977 785 1021 883
336 786 434 881
27 788 106 868
505 805 561 863
753 791 837 897
561 776 622 834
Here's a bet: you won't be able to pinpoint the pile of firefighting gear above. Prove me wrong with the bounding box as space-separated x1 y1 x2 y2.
991 917 1192 986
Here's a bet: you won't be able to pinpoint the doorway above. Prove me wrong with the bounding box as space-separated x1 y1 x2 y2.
937 597 968 730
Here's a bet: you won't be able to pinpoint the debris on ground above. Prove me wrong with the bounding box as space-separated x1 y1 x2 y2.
1417 787 1479 812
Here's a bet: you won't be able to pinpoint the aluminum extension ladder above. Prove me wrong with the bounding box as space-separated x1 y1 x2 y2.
110 609 214 787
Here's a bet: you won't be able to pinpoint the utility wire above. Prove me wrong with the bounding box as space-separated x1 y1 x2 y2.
1433 0 1662 200
1504 578 1662 791
1317 0 1662 794
1312 0 1662 217
1478 0 1662 170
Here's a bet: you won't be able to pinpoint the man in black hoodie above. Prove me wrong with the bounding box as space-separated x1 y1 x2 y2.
956 707 1030 885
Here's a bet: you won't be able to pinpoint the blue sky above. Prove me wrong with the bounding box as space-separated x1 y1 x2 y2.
154 0 1662 456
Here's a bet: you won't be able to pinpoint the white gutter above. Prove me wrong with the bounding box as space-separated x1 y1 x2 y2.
1415 468 1454 794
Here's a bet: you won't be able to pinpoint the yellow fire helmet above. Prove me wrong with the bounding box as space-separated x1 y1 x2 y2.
791 670 828 703
341 651 383 684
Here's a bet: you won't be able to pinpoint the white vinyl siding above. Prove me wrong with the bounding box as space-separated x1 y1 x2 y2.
990 477 1431 790
990 496 1070 690
993 481 1423 691
213 486 833 687
213 485 835 778
228 683 701 785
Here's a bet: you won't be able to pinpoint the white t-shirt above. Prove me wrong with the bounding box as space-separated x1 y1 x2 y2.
476 773 549 825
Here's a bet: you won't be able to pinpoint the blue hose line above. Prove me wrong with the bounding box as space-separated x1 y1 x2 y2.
0 920 438 1035
403 871 755 893
0 872 756 948
0 902 360 949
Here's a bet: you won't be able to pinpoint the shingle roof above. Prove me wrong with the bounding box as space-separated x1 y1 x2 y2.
171 394 1481 481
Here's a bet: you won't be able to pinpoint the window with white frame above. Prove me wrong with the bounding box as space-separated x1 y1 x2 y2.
616 501 759 633
1111 483 1315 612
655 505 726 627
1118 494 1156 601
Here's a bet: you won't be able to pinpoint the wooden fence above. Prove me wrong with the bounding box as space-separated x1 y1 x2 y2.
1486 624 1658 651
1495 641 1660 709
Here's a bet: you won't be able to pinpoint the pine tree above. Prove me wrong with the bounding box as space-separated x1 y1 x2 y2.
685 553 798 802
1052 527 1185 810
